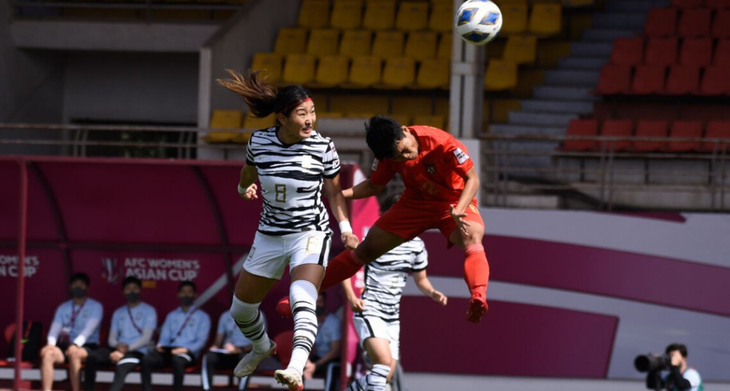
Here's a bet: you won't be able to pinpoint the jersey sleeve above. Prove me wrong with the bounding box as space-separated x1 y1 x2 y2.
369 158 395 186
245 133 256 166
216 312 228 335
158 313 172 346
411 240 428 271
322 139 341 179
144 306 158 330
444 140 474 178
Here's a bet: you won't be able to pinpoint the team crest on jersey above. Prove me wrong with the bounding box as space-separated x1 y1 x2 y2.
425 163 436 174
301 154 313 169
371 159 379 171
453 148 469 164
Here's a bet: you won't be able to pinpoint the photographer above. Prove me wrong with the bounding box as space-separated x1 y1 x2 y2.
646 344 703 391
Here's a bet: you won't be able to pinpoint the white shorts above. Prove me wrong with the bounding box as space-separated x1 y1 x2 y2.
353 314 400 361
243 230 331 280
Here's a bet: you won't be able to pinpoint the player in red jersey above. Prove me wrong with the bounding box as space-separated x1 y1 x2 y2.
279 115 490 323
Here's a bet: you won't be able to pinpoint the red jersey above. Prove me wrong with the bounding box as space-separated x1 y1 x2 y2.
370 126 474 203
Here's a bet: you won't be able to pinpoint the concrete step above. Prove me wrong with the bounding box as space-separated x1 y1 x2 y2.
532 85 599 101
488 123 568 136
582 28 640 42
558 57 607 71
544 69 600 87
592 13 647 30
520 99 595 115
570 42 614 58
604 0 670 12
483 194 561 209
507 111 577 127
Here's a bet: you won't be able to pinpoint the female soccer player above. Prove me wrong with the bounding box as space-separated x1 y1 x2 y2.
218 69 358 391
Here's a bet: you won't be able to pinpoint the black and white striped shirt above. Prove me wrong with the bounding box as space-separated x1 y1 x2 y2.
246 127 341 235
357 237 428 322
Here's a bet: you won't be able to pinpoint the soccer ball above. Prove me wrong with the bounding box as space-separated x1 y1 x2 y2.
455 0 503 46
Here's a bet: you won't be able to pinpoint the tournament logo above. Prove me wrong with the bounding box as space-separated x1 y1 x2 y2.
453 148 469 164
101 258 122 285
425 163 436 174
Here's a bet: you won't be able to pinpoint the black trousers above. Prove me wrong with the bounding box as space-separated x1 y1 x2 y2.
84 347 143 391
201 351 246 391
140 350 195 391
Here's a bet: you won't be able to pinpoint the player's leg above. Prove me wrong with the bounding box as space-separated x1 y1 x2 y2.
84 347 110 391
171 354 193 391
66 344 90 391
201 351 219 391
108 352 143 391
361 338 391 391
40 345 64 391
140 350 165 391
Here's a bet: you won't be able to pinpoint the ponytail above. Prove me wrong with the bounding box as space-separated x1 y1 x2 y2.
217 69 277 118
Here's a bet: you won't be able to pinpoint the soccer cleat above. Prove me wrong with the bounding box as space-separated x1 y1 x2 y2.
276 295 293 318
466 292 488 324
274 368 304 391
233 340 277 377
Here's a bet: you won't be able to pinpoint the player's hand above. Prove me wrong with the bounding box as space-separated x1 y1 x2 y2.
117 343 129 354
156 345 164 353
430 290 448 306
223 343 240 354
341 232 359 250
239 183 258 200
349 298 365 312
450 205 471 237
171 347 189 355
303 360 316 380
110 350 124 363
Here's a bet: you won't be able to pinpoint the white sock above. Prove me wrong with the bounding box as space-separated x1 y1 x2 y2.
286 280 319 375
366 364 389 391
229 295 271 353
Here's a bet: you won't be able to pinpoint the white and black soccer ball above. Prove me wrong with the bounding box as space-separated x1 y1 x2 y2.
455 0 503 46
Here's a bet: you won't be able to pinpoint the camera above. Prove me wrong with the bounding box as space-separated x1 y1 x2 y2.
635 353 671 372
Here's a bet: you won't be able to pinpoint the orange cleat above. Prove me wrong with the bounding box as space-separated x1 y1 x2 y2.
466 293 488 324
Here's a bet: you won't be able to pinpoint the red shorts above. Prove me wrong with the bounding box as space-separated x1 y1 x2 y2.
374 198 484 248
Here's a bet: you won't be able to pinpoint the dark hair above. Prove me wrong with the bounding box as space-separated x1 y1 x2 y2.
365 115 405 160
217 69 312 121
122 276 142 290
178 281 197 293
666 343 688 358
70 272 90 286
380 193 400 214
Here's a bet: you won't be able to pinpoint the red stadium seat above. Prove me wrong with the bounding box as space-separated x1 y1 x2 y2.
614 102 678 121
672 0 703 8
634 120 669 151
680 104 730 120
677 8 711 38
665 120 703 152
706 0 730 9
714 39 730 65
563 119 599 151
645 38 678 66
595 65 632 95
610 37 644 66
679 38 713 66
663 65 700 95
698 66 730 95
712 10 730 38
644 8 678 37
600 120 634 152
701 120 730 152
630 65 666 95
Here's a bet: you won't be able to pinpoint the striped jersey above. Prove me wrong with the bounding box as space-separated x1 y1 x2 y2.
246 127 341 235
356 237 428 322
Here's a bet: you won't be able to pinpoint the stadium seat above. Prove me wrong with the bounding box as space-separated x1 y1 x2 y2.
242 113 276 133
713 10 730 39
435 97 450 121
340 30 372 58
644 8 678 37
331 0 363 30
500 3 528 35
343 56 383 87
698 66 730 95
701 120 730 152
484 59 518 91
665 120 703 152
677 8 711 38
630 65 666 95
298 0 330 29
363 1 396 30
671 0 703 8
615 102 678 121
250 52 283 82
563 119 599 151
634 120 669 152
414 58 450 89
309 55 349 88
610 37 644 66
595 64 632 95
503 35 537 64
600 119 634 152
413 115 445 129
206 110 242 143
274 28 308 55
679 104 730 120
679 38 713 66
391 96 433 116
282 54 316 84
377 57 415 89
428 2 453 32
528 3 562 36
706 0 730 9
437 33 452 59
395 2 429 31
330 94 388 115
663 65 700 95
491 99 521 123
316 112 344 118
390 114 412 126
306 29 340 57
372 31 405 58
713 39 730 65
644 37 678 67
404 31 438 61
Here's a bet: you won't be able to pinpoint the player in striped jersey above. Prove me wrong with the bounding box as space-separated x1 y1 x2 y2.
218 69 358 391
340 195 447 391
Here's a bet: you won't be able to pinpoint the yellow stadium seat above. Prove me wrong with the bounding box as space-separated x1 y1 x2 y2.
298 0 330 29
529 3 562 36
250 52 283 82
346 112 376 118
484 59 517 90
389 114 411 126
377 57 415 89
434 97 449 118
316 112 344 118
242 113 276 131
392 96 433 116
500 3 528 35
331 0 363 30
330 94 388 114
206 109 243 143
395 2 429 31
343 56 383 87
372 31 404 58
491 99 521 123
437 33 452 59
414 58 450 89
428 2 453 33
306 29 340 57
503 35 537 64
340 30 372 58
413 115 445 129
363 1 396 30
404 31 437 61
274 28 308 55
309 55 350 88
282 54 316 84
493 0 527 4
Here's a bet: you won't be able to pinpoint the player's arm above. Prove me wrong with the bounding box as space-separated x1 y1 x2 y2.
340 278 365 312
314 339 341 369
453 166 479 216
324 174 359 250
412 270 447 305
342 179 386 200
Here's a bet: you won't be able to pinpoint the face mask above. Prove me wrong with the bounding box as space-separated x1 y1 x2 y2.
180 296 195 307
316 306 326 316
71 287 86 299
125 292 140 304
